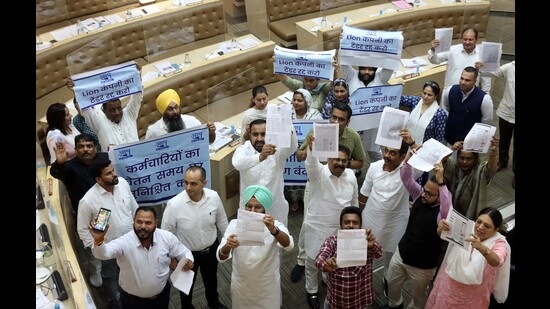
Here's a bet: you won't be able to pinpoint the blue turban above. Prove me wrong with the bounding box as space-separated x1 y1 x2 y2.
243 185 273 210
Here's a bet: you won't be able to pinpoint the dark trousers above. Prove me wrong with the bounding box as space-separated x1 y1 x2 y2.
498 117 515 171
120 281 171 309
180 239 220 309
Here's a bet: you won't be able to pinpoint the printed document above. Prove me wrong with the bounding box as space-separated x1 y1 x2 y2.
266 103 293 147
440 208 475 251
170 260 194 295
463 123 497 153
236 209 266 246
407 138 452 172
312 123 339 158
478 42 503 72
375 107 409 150
336 229 368 268
435 27 453 54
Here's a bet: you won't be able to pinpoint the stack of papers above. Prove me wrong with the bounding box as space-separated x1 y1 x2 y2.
154 61 182 77
237 37 259 50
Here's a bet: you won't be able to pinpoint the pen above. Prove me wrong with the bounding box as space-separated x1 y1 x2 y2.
142 9 147 14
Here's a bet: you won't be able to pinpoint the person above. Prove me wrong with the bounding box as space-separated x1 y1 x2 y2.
161 166 229 309
442 137 499 220
216 185 294 309
276 73 332 113
440 66 493 145
72 98 102 152
146 88 216 142
339 62 394 162
477 60 515 188
232 118 298 226
67 70 143 151
384 146 452 309
50 133 108 288
77 157 139 309
302 142 359 309
425 207 511 308
359 141 410 299
321 78 350 119
291 88 323 120
315 206 383 309
290 102 366 284
427 27 492 93
285 88 323 211
89 206 195 309
399 80 448 184
241 85 269 142
45 102 81 164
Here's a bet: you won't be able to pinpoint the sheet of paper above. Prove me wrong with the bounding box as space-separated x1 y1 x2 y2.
50 27 74 41
400 56 428 68
277 91 293 104
312 123 339 158
154 61 177 75
142 71 160 83
94 16 111 26
463 123 497 153
375 107 410 150
407 138 452 172
141 4 161 14
392 0 412 9
435 27 453 53
266 104 293 147
236 209 266 246
104 14 125 24
336 229 368 268
237 37 259 50
169 261 195 295
440 208 475 251
478 42 503 72
81 18 100 31
36 288 50 309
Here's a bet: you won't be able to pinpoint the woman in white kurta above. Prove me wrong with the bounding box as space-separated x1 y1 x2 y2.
216 185 294 309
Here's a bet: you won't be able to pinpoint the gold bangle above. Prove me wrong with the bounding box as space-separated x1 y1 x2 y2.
94 240 104 247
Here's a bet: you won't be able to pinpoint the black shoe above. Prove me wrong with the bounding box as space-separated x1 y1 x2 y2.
290 264 305 283
383 277 389 299
307 293 320 309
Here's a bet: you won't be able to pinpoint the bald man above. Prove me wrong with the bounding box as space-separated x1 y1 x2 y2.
216 185 294 308
146 89 215 142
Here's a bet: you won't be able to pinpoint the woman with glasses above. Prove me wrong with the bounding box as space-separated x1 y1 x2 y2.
426 207 511 308
400 80 448 184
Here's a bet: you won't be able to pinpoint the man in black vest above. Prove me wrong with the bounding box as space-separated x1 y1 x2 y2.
440 66 493 145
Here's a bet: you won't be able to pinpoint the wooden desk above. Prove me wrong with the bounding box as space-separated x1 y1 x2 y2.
36 164 95 309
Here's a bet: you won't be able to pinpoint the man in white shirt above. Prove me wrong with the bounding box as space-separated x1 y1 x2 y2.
232 118 298 226
161 166 229 309
77 157 139 309
359 141 410 299
340 63 394 163
145 88 216 142
301 141 358 309
427 27 492 93
89 206 195 309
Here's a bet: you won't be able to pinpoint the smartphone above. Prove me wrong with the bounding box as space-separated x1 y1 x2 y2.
93 208 112 231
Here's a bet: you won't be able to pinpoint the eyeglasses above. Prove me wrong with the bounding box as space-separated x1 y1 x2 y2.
421 187 439 198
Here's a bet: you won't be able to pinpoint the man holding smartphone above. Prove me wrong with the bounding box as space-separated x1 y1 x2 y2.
77 157 139 309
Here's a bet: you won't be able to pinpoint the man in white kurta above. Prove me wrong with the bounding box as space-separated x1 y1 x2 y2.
216 185 294 309
360 142 409 285
301 143 358 307
232 118 298 226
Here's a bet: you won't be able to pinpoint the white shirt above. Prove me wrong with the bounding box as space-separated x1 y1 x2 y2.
440 85 494 125
93 228 194 298
46 124 81 164
360 160 409 253
427 44 492 93
145 114 203 139
161 188 228 251
302 149 358 259
232 130 298 225
82 92 143 151
482 61 515 123
77 177 139 248
217 219 293 308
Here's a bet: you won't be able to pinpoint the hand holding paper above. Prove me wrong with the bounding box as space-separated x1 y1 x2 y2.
407 138 452 172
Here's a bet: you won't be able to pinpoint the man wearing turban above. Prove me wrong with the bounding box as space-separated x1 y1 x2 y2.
146 88 216 142
216 185 294 309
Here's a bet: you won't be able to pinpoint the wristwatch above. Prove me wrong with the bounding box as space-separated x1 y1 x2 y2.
271 227 280 236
